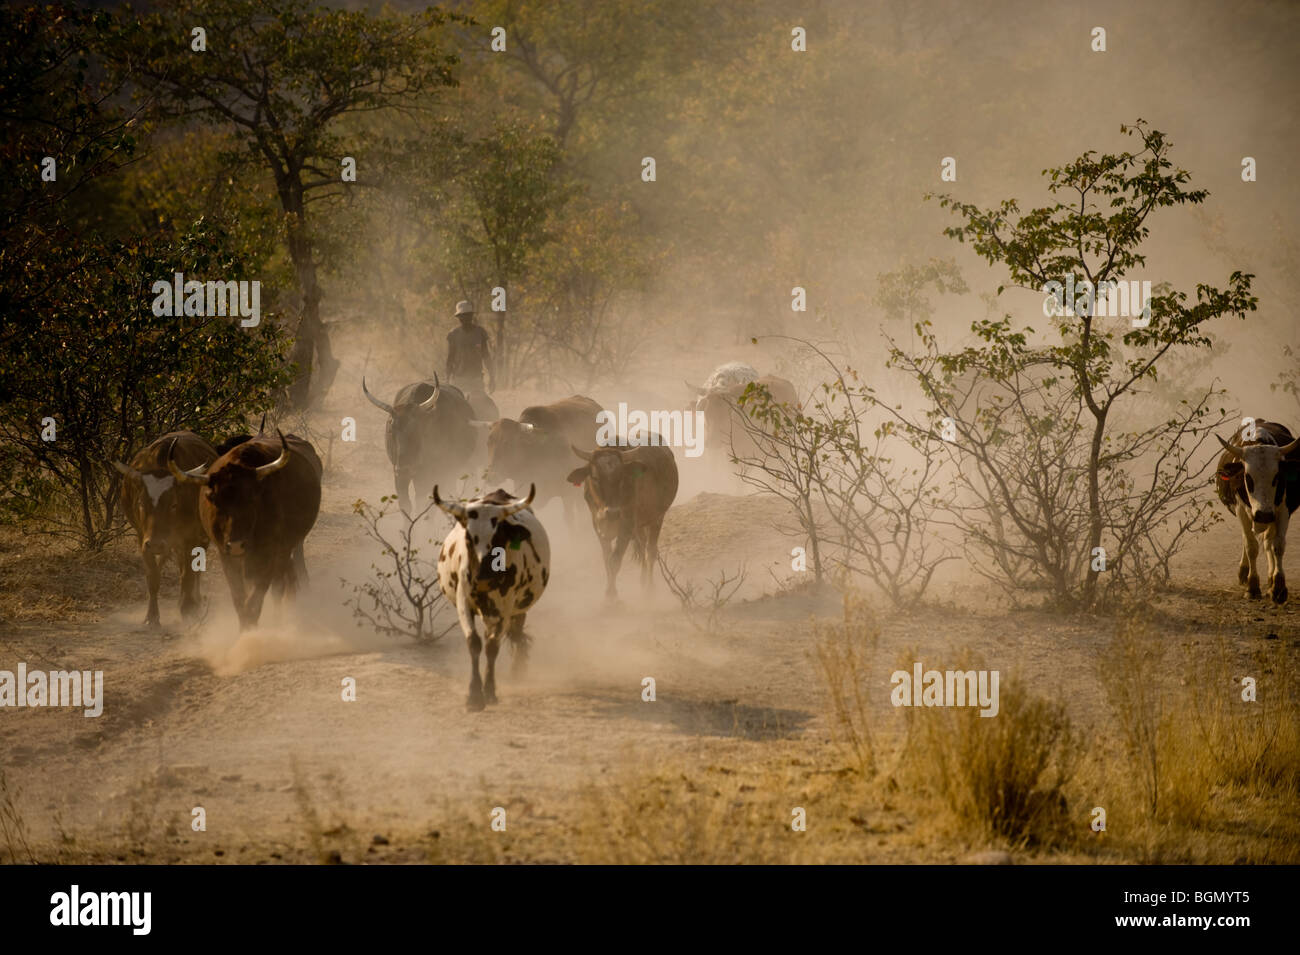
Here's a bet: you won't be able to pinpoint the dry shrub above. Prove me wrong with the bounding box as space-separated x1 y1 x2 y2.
1186 640 1300 796
574 761 809 864
810 589 880 776
1096 616 1300 862
901 655 1077 848
1097 615 1166 820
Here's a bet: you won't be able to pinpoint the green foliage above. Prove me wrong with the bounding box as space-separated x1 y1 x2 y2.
0 223 292 548
890 124 1256 608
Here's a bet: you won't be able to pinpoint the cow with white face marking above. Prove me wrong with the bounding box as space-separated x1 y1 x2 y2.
113 431 218 626
434 484 550 711
1216 419 1300 603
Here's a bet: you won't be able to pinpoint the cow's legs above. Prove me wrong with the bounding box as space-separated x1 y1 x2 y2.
483 620 502 706
642 522 664 591
508 613 529 677
142 550 162 627
606 533 631 599
1239 506 1261 598
220 554 250 627
178 550 201 621
1267 514 1289 604
394 469 413 514
242 558 275 628
458 585 486 711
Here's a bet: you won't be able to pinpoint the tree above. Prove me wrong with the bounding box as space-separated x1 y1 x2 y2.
900 122 1255 608
0 223 292 548
100 0 464 405
444 121 573 386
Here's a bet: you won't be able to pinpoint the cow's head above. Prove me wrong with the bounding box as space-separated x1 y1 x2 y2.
485 419 546 481
169 431 292 555
114 462 183 557
567 446 642 539
364 376 431 473
434 484 535 573
1217 432 1300 524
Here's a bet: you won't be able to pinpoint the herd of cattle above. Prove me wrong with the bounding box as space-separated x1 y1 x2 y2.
111 359 1300 709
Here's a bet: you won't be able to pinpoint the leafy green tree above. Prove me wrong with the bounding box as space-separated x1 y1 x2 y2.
99 0 464 405
444 121 573 385
0 225 292 548
894 123 1256 608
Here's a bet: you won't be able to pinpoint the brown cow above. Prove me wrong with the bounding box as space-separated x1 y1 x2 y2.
113 430 218 627
1215 419 1300 603
566 439 678 598
695 375 799 459
485 395 604 519
169 430 322 628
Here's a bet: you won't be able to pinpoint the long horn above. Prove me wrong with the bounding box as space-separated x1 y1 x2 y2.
418 375 442 411
258 413 267 434
1280 437 1300 457
1216 434 1243 458
255 430 292 479
502 483 536 517
572 444 593 462
166 436 210 485
112 460 141 480
362 377 395 416
685 380 704 396
432 485 466 520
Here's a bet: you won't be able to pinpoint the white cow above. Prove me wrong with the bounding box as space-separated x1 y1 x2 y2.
434 484 550 710
1216 419 1300 604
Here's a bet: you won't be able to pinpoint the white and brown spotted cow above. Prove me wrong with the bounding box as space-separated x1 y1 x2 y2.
1216 419 1300 603
434 484 551 711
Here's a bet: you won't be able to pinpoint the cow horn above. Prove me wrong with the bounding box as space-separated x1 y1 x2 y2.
502 483 536 517
1281 437 1300 457
255 430 292 479
418 374 441 410
685 380 704 396
432 485 466 521
362 377 395 416
571 444 593 462
258 412 267 434
469 419 494 430
167 437 210 485
1216 434 1243 458
112 460 141 480
520 422 536 433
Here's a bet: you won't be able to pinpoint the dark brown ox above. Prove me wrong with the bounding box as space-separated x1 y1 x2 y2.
695 375 799 459
363 375 478 513
485 395 604 519
566 439 678 598
169 431 322 628
114 431 218 626
1215 419 1300 603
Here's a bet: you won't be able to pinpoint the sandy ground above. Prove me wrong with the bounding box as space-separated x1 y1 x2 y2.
2 377 1298 864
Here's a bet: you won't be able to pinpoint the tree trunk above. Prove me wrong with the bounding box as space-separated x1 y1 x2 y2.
279 177 338 408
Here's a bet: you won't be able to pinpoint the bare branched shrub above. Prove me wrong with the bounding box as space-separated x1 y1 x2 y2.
734 338 954 607
656 549 746 631
810 590 880 777
343 496 455 643
902 656 1077 847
